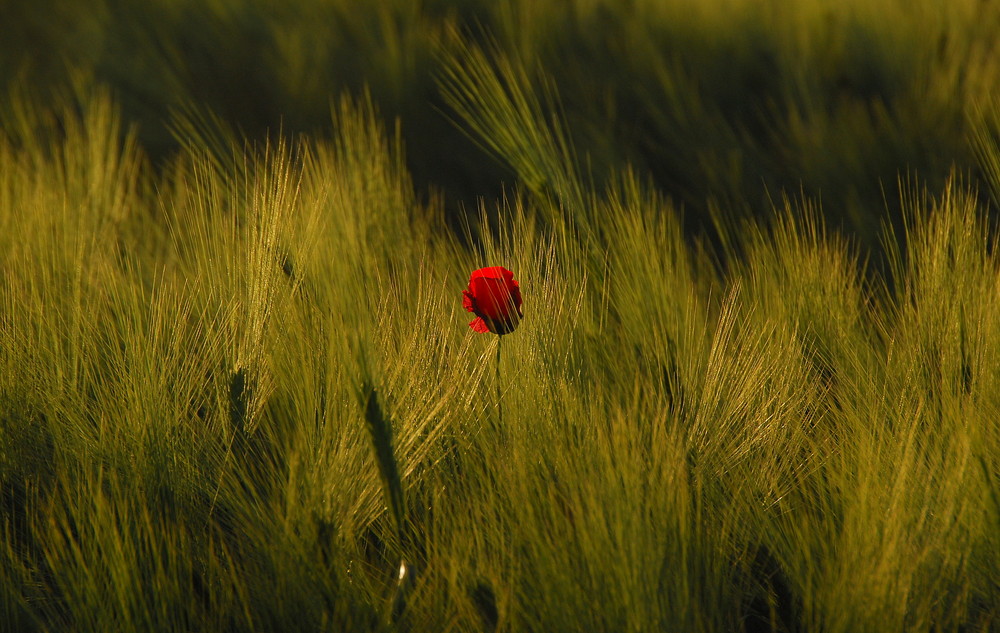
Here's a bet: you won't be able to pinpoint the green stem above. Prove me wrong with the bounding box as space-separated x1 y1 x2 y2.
496 335 503 429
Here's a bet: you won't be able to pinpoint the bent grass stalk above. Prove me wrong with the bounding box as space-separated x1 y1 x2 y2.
360 376 412 625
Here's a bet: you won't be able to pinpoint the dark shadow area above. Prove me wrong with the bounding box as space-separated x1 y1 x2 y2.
1 0 995 262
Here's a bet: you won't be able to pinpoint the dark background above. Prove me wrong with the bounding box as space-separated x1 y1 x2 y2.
4 0 998 254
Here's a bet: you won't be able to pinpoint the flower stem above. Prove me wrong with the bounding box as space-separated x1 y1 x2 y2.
496 335 503 429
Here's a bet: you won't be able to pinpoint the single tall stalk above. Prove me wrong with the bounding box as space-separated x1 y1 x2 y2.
496 335 503 429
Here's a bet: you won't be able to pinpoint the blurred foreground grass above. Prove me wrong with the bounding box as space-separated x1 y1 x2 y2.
2 1 1000 631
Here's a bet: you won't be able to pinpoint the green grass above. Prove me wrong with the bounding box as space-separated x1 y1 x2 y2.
3 2 1000 631
6 0 1000 247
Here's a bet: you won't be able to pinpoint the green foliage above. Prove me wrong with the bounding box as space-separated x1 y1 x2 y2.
5 0 1000 247
3 2 1000 631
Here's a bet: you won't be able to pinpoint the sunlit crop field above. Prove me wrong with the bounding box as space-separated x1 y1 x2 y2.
2 1 999 631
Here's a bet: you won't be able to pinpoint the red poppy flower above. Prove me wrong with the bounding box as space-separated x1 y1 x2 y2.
462 266 523 335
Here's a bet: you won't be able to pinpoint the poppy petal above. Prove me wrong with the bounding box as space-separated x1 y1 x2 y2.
471 277 517 321
462 266 522 335
470 266 506 281
469 317 490 333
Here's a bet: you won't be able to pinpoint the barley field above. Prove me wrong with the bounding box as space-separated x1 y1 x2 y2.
1 1 999 631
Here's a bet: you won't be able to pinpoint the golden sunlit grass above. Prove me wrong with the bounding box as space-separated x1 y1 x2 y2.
1 84 997 632
3 3 1000 628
